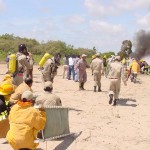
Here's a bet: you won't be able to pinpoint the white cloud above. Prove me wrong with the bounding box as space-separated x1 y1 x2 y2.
84 0 116 17
84 0 150 17
89 20 124 34
0 0 6 12
66 15 85 24
137 13 150 27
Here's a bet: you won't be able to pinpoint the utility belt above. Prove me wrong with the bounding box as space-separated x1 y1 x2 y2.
17 73 23 76
13 71 23 77
109 77 118 79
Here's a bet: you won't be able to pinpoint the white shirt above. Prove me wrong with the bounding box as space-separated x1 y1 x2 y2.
68 57 74 65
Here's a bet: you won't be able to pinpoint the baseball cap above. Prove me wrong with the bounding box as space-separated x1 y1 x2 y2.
21 91 33 100
81 54 87 57
115 56 121 61
44 81 53 89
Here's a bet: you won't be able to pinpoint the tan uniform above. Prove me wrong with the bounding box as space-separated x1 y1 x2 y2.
90 58 103 88
35 92 62 107
12 53 30 86
76 59 89 83
10 82 32 104
108 61 127 99
25 52 34 79
41 58 58 83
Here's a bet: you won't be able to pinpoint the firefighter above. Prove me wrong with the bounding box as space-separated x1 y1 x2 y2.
108 56 127 106
10 77 33 105
41 53 61 83
129 58 140 83
0 83 14 118
35 81 62 107
6 90 46 150
12 44 31 86
90 53 103 92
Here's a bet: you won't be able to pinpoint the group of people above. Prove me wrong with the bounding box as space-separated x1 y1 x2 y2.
0 44 62 150
0 44 149 149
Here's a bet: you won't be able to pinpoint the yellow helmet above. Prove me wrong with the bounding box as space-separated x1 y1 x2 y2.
0 83 14 95
92 55 96 59
3 74 11 81
103 55 107 58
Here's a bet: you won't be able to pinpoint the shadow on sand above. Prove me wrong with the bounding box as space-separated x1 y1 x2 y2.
54 131 82 150
117 98 137 107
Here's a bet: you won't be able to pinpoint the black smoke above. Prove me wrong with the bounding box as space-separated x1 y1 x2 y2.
133 30 150 59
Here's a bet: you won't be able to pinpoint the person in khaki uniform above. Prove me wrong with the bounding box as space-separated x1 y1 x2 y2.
26 51 34 80
35 81 62 107
41 58 58 83
6 90 46 150
10 78 33 105
108 56 127 106
12 44 31 86
90 53 104 92
76 54 90 90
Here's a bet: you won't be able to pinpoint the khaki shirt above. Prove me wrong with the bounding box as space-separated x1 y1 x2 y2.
90 58 103 73
42 58 57 80
108 61 127 82
35 92 62 107
16 52 31 73
76 59 89 72
10 82 32 103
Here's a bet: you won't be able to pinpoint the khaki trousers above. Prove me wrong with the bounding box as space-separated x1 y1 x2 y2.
12 73 23 86
93 72 101 87
109 79 121 99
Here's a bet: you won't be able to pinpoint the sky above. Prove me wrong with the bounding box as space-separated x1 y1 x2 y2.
0 0 150 53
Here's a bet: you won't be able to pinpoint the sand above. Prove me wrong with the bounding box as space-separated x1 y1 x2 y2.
0 64 150 150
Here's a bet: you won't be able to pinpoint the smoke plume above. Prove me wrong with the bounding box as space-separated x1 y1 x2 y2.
133 30 150 60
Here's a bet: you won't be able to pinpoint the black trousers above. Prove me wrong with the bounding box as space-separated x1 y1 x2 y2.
0 96 7 114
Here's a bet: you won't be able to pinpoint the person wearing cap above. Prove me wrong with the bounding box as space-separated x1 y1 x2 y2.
10 77 33 105
12 44 31 86
6 90 46 150
35 81 62 107
76 54 90 90
90 53 104 92
129 58 140 82
0 83 14 117
107 56 127 106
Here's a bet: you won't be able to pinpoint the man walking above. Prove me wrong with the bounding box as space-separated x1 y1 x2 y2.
90 53 104 92
76 54 90 90
107 56 127 106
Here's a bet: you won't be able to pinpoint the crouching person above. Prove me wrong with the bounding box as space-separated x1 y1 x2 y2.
35 81 62 107
6 91 46 150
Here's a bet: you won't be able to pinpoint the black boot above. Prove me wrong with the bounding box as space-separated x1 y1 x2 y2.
82 83 85 90
98 86 101 92
94 86 96 92
109 94 113 104
113 99 117 106
79 83 82 90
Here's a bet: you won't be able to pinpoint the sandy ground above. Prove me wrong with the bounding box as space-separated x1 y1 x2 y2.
0 64 150 150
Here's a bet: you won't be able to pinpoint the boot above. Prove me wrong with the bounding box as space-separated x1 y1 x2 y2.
109 94 113 104
79 83 82 90
94 86 96 92
113 99 117 106
81 83 85 90
98 86 101 92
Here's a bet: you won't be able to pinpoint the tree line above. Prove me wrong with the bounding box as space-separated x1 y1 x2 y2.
0 34 115 58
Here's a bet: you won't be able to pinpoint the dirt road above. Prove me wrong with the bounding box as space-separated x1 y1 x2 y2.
0 64 150 150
